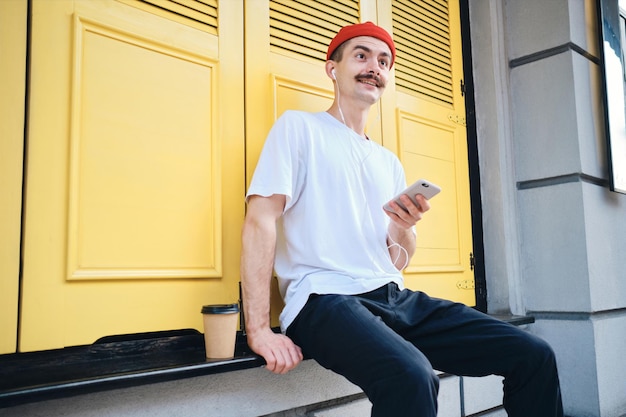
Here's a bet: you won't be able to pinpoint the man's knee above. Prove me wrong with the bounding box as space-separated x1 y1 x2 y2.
516 331 558 372
373 356 439 395
368 360 439 417
406 363 440 393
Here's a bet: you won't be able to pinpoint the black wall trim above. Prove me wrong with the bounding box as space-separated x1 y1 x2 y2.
509 42 600 68
460 0 488 313
517 173 609 190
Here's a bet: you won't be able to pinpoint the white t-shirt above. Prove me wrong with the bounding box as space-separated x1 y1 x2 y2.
247 110 409 331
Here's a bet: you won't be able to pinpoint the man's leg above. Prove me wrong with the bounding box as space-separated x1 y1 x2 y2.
388 287 564 417
287 287 439 417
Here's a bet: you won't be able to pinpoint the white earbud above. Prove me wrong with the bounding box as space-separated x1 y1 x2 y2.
332 69 336 80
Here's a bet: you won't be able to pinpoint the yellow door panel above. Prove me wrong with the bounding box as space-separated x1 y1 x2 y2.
246 0 475 321
246 0 365 177
0 0 27 354
388 0 475 305
67 16 220 280
247 0 368 324
118 0 219 33
12 0 474 352
398 113 462 268
272 75 333 117
20 0 244 351
397 103 475 306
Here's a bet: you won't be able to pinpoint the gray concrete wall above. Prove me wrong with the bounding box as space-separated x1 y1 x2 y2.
470 0 626 416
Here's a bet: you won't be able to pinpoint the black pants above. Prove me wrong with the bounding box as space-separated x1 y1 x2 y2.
287 283 564 417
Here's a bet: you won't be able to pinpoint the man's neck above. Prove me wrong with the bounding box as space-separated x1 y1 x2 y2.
327 102 370 137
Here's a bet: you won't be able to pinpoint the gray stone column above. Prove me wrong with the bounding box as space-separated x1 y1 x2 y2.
469 0 626 415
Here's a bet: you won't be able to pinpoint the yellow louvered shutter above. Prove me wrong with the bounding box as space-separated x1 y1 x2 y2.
119 0 218 34
269 0 359 61
393 0 454 105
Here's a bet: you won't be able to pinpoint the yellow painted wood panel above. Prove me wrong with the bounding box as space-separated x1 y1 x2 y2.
117 0 218 34
246 1 474 324
14 0 474 351
20 0 244 351
67 18 220 280
0 0 27 354
388 0 475 306
246 0 380 325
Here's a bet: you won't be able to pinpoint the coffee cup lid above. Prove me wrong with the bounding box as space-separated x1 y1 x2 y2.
201 303 240 314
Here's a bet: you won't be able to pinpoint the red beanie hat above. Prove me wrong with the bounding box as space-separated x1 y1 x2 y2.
326 21 396 68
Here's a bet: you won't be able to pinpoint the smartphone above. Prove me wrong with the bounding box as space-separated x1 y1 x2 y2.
383 179 441 213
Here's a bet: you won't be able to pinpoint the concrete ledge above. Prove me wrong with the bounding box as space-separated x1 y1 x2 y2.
1 360 364 417
0 316 533 410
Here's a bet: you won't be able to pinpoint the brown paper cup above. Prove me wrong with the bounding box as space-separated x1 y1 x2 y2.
201 304 239 359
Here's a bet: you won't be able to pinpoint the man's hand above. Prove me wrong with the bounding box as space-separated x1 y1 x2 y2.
383 193 430 269
384 193 430 229
247 328 303 374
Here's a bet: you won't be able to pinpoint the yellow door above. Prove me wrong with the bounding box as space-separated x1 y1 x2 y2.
384 0 475 305
0 0 28 354
245 0 378 324
245 0 475 325
17 0 473 351
20 0 244 351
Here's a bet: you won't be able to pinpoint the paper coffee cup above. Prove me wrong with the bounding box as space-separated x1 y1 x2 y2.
201 304 239 359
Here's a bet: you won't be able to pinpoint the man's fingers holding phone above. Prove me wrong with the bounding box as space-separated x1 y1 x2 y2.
383 179 440 215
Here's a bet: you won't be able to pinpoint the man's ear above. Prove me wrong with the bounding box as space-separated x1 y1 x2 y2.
325 61 336 80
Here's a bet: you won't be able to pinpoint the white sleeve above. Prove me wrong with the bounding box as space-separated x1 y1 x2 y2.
246 111 302 210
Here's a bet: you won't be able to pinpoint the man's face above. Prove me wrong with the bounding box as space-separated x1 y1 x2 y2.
333 36 392 106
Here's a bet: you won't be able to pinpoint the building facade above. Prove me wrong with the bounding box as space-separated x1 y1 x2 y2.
1 0 625 416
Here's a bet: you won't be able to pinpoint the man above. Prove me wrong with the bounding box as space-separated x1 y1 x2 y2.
241 21 563 417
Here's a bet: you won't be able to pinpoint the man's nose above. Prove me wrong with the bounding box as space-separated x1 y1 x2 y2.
367 61 380 75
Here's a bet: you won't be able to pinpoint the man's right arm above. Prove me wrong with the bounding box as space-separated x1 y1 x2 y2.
240 194 303 374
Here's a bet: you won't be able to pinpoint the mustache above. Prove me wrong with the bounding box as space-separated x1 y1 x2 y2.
355 73 385 88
